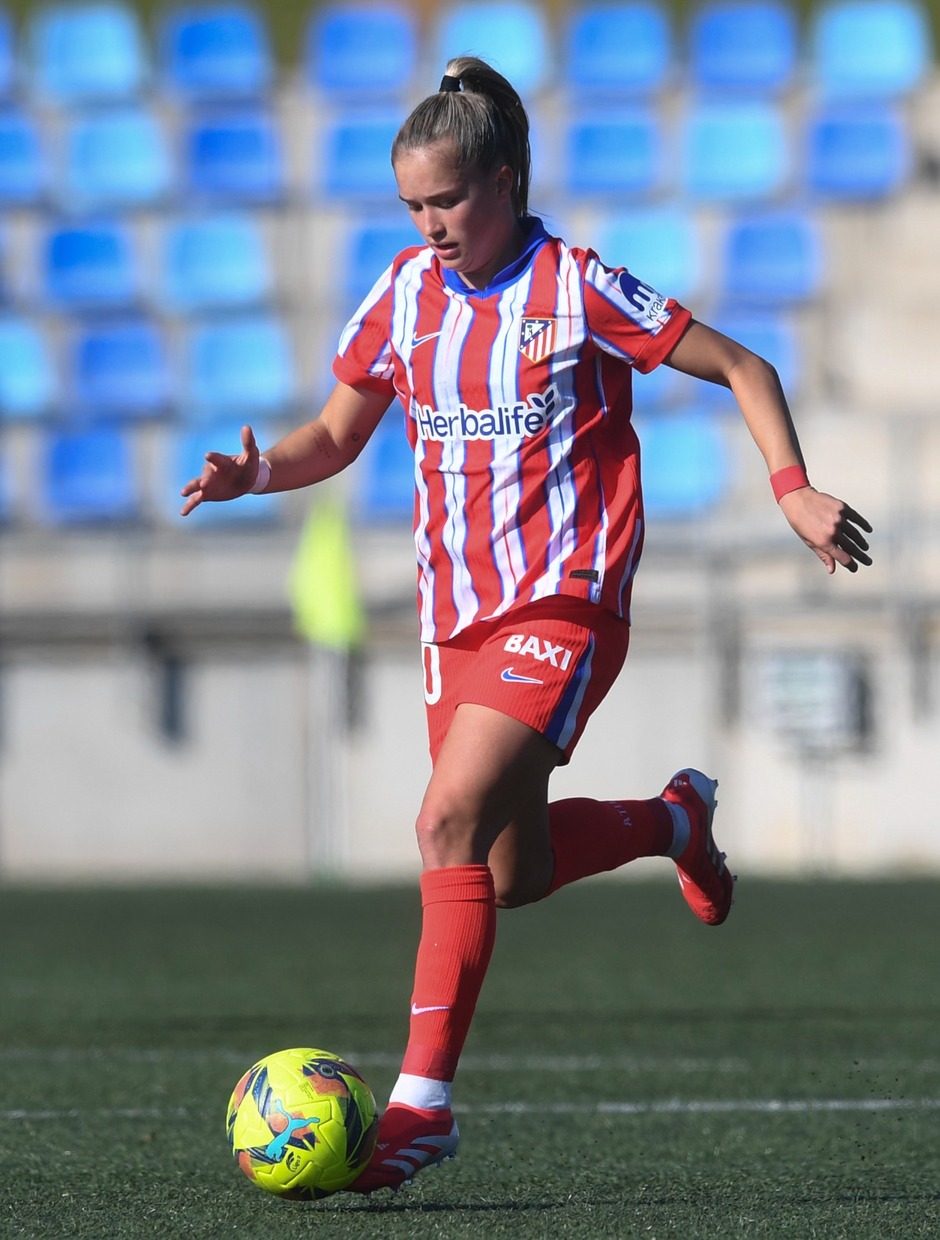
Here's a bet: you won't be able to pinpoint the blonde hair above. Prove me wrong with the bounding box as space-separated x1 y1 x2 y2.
392 57 532 216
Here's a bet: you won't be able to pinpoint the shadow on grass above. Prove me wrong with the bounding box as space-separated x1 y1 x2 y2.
347 1197 575 1215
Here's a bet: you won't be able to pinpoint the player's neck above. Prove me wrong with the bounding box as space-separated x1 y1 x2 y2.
456 221 527 292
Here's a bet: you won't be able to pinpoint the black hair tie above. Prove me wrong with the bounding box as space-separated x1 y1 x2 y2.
439 74 461 92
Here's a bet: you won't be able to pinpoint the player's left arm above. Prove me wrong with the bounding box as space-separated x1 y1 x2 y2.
664 319 872 575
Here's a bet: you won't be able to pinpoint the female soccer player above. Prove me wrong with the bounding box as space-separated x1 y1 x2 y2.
181 58 872 1193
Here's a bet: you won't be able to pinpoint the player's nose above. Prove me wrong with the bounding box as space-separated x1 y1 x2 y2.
423 208 446 237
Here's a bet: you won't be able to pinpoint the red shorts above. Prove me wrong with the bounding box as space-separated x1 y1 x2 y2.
421 598 630 765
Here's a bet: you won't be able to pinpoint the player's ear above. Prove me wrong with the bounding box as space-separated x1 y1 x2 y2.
493 164 514 201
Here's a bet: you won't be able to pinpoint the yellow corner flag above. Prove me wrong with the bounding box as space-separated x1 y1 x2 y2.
288 498 366 649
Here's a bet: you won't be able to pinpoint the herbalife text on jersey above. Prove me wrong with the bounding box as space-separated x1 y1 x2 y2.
415 385 559 442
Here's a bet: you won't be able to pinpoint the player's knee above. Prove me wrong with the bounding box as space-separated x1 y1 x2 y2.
414 799 485 867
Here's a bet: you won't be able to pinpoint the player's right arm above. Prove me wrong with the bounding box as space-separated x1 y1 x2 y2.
179 381 392 517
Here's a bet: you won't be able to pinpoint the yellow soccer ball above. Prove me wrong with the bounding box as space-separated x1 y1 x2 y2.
226 1047 378 1199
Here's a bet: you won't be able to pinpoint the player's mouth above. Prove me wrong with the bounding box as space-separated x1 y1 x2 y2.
432 241 460 259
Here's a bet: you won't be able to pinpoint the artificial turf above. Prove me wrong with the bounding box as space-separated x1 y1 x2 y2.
1 879 938 1238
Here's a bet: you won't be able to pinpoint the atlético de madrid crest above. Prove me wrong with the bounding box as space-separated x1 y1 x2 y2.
519 316 556 363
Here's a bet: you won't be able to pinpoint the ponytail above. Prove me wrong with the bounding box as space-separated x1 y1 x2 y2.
392 56 532 217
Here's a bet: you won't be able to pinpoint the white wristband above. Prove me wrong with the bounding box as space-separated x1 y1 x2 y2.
250 456 271 494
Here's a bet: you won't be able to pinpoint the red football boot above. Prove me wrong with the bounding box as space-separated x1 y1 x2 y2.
662 768 735 926
347 1103 459 1194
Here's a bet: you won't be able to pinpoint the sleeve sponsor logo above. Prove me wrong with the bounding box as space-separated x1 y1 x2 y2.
618 272 668 329
415 384 559 442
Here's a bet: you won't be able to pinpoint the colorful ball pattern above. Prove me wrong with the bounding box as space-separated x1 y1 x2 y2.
226 1047 378 1199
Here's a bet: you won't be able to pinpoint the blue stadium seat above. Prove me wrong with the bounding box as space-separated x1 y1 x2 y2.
681 99 789 200
345 217 418 304
0 11 14 99
708 309 801 403
689 1 798 95
563 3 673 98
67 319 172 418
354 410 414 523
182 313 296 416
806 103 912 199
172 420 283 524
318 111 400 199
721 210 824 305
564 107 664 198
597 207 701 302
59 106 173 210
0 316 57 420
305 4 418 99
635 410 730 519
26 2 148 104
182 107 286 203
41 220 141 311
158 3 273 100
160 212 274 312
810 0 931 99
431 2 552 96
633 359 695 412
39 425 138 524
0 108 47 205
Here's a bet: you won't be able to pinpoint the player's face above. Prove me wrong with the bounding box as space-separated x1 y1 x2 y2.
394 140 523 291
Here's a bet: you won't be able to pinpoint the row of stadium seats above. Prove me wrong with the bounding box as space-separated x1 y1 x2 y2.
0 307 802 424
2 215 278 313
1 205 827 308
0 200 821 424
0 0 932 104
0 96 920 209
0 407 731 527
0 313 297 421
0 418 283 525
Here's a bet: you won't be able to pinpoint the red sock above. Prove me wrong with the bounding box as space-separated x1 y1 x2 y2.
400 864 496 1083
544 796 673 897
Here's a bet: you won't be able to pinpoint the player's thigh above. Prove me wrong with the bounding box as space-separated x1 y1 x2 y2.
416 702 560 868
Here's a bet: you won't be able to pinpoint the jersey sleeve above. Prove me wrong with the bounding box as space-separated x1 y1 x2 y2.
331 265 398 397
582 251 692 374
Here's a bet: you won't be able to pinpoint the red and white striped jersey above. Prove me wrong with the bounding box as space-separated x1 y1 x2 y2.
333 218 692 644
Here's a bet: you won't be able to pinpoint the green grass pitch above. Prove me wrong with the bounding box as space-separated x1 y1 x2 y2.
1 879 938 1239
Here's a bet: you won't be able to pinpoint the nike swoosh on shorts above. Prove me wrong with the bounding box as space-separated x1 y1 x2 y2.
500 668 544 684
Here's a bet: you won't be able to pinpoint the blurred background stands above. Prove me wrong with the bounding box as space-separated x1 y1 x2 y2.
0 0 938 880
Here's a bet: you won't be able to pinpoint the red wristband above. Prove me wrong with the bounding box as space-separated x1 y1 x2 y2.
770 465 810 503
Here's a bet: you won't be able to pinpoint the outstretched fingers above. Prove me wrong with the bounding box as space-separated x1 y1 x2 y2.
818 512 873 574
179 457 218 516
831 504 873 572
178 427 259 517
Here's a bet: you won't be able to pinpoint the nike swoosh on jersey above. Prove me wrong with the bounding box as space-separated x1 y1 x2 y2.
411 330 442 348
411 1002 451 1015
500 667 544 684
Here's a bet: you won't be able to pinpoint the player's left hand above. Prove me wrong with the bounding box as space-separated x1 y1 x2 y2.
779 487 873 574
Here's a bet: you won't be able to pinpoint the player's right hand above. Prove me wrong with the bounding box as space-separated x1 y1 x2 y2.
179 424 260 516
